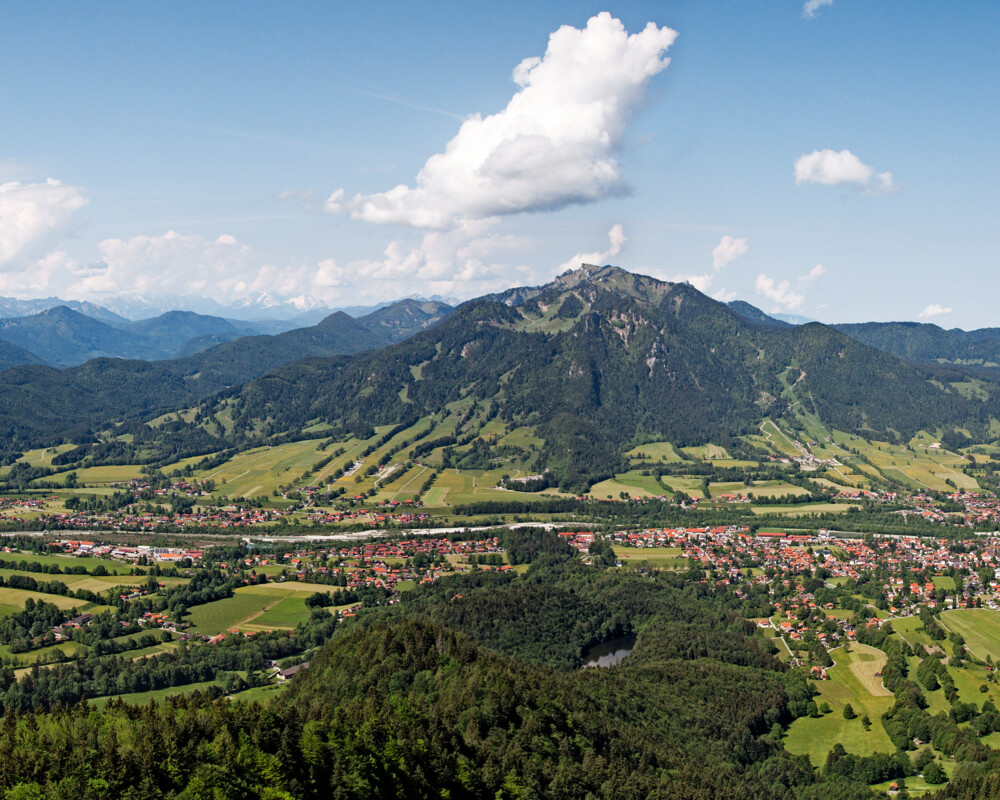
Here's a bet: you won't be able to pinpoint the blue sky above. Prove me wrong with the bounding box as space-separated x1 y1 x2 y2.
1 1 999 324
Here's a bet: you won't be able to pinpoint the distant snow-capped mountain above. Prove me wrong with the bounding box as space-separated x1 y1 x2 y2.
92 292 333 321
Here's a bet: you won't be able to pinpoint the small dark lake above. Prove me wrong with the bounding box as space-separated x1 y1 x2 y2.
581 634 636 668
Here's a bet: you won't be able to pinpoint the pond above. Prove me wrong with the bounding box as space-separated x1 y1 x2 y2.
581 633 636 668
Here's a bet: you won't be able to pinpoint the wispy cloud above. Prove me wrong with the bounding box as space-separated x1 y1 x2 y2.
803 0 834 19
342 85 465 121
712 235 748 270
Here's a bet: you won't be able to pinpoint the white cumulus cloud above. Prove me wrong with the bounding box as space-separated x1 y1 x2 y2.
794 150 895 193
919 303 953 318
323 188 344 213
0 179 88 269
347 13 677 229
557 224 626 273
667 272 715 293
794 149 874 186
712 235 748 270
755 273 804 311
803 0 834 18
796 150 897 195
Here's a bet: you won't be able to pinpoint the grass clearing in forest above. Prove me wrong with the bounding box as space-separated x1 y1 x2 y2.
626 442 685 462
680 444 730 460
784 644 895 767
242 595 311 630
192 440 342 499
588 471 665 500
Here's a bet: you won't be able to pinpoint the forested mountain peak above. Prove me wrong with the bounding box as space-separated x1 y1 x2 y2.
211 265 993 490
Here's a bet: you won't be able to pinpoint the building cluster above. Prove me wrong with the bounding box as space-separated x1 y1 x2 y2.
47 539 204 563
111 478 213 497
241 537 508 594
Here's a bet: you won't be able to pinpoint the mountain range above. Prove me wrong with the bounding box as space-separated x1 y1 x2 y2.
5 264 1000 489
0 298 452 449
216 264 988 489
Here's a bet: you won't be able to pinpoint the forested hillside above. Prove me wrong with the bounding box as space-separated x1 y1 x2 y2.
217 266 994 489
0 554 868 800
0 266 996 487
0 301 451 453
0 340 43 371
836 321 1000 367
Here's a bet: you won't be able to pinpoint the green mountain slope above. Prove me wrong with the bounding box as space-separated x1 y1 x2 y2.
0 340 44 371
220 266 990 489
727 299 793 328
0 306 153 366
0 301 451 451
836 320 1000 366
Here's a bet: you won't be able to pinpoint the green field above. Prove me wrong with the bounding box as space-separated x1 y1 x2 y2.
784 644 895 767
889 616 943 654
832 434 978 493
91 678 230 707
657 476 705 500
5 640 89 669
940 608 1000 661
243 595 310 631
230 681 292 704
680 444 730 461
423 468 558 507
589 471 665 500
759 420 802 458
0 568 156 595
0 586 89 611
749 502 855 517
0 553 138 574
186 582 340 634
192 440 339 499
710 480 809 499
186 591 281 635
625 442 685 462
612 546 687 569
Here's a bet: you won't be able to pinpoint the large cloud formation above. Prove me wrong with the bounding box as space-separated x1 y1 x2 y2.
0 179 88 268
345 13 677 229
73 231 254 297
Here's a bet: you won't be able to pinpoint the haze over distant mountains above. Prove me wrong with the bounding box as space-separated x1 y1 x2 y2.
0 294 455 369
4 280 1000 374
